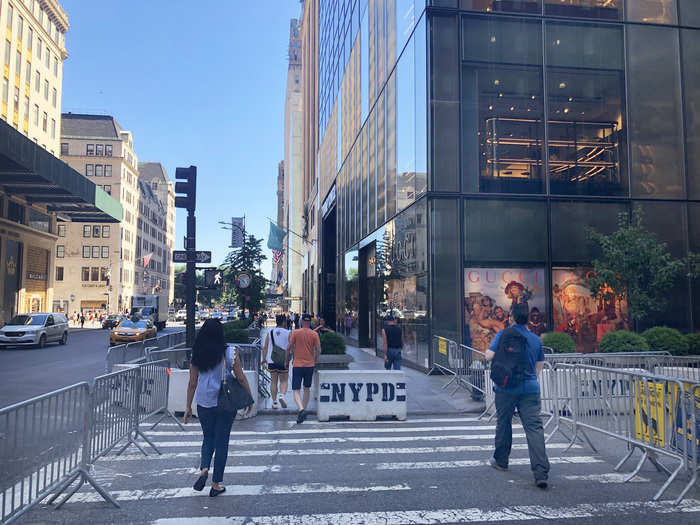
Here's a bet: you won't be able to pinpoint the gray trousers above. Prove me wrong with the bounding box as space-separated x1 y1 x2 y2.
493 391 550 481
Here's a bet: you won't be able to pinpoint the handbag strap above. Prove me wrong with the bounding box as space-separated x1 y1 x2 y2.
220 346 233 384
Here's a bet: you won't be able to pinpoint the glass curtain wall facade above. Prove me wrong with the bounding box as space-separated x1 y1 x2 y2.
320 0 700 369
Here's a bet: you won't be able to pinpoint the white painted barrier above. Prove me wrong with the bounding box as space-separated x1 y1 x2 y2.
316 370 407 422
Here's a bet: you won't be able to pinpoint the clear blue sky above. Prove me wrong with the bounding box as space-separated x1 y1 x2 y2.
61 0 303 277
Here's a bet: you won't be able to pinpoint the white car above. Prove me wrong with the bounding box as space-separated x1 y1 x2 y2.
0 313 69 348
175 309 187 322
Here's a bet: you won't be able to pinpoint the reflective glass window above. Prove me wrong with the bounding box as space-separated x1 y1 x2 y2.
679 0 700 27
546 22 626 196
397 34 416 212
464 199 547 262
377 90 386 225
396 0 417 56
551 201 627 262
431 198 462 342
361 124 369 237
361 5 369 123
625 0 677 24
682 29 700 199
459 0 541 14
545 0 622 20
461 16 544 194
386 71 397 219
690 204 700 330
369 108 376 231
628 25 685 199
415 15 428 196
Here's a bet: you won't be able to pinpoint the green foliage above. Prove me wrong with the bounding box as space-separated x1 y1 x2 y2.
641 326 689 356
599 330 649 353
221 235 268 316
320 331 346 355
224 318 253 330
541 332 577 353
684 333 700 356
585 206 693 323
222 327 249 344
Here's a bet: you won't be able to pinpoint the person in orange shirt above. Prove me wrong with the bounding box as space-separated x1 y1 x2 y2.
286 313 321 424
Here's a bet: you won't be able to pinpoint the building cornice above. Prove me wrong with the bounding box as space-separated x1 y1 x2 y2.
40 0 69 34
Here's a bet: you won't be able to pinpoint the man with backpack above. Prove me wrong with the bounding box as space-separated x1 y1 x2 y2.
485 302 550 489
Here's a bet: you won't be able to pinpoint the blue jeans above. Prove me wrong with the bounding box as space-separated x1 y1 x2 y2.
493 391 550 481
386 347 402 370
197 405 236 483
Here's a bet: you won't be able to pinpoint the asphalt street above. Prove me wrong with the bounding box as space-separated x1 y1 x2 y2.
0 326 184 408
18 415 700 525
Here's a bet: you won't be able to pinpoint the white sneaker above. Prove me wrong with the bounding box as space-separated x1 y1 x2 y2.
278 396 287 409
272 400 279 409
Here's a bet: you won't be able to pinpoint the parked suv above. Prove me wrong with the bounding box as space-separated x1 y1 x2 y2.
0 313 69 348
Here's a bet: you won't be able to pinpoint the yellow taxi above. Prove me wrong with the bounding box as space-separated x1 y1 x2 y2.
109 318 157 345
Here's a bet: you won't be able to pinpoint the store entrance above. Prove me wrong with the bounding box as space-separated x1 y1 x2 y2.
321 206 336 329
359 242 376 349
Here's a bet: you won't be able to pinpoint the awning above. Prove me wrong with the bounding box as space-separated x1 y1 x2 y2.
0 119 122 223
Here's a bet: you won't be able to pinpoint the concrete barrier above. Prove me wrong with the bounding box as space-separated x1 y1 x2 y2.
316 370 407 422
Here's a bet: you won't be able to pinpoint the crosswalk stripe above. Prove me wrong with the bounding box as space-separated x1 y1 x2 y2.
563 473 649 484
105 442 580 461
55 483 411 504
147 499 700 524
143 433 527 447
375 456 601 470
145 417 487 428
144 425 513 437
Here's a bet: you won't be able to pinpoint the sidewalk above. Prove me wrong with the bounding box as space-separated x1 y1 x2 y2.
258 338 484 416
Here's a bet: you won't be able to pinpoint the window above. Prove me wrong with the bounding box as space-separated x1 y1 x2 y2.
101 246 109 258
15 50 21 76
4 40 10 65
82 246 90 258
102 225 110 238
22 96 28 119
96 144 103 156
82 225 91 237
92 225 101 237
625 0 676 24
91 246 100 258
42 111 47 131
56 245 65 258
95 164 103 177
60 142 68 155
53 55 57 76
26 27 32 50
13 86 19 114
105 144 112 156
7 200 24 223
5 4 12 29
44 49 49 68
50 118 55 138
86 144 94 156
103 184 111 195
34 70 39 92
51 87 56 107
81 267 90 281
43 79 48 100
100 267 109 281
25 60 30 83
36 38 41 60
544 0 621 20
104 164 112 177
1 78 7 104
17 16 23 40
85 163 94 177
55 266 64 281
57 223 66 237
32 103 38 125
90 267 99 281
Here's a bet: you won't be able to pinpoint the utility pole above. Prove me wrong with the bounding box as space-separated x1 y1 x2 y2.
175 166 197 348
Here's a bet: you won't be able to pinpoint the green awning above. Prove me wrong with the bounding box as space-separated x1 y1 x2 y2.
0 119 122 223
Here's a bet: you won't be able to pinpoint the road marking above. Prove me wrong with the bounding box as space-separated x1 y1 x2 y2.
143 433 527 447
124 465 282 478
148 499 700 524
376 456 601 470
106 443 579 462
146 417 486 429
563 473 649 483
54 483 410 504
143 425 515 437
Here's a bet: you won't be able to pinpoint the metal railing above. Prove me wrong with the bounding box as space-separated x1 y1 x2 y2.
105 330 188 372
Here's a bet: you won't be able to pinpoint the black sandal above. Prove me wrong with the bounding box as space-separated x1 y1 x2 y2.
209 486 226 497
193 470 208 491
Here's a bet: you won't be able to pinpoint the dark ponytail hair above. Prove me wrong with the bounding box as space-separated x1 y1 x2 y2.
191 319 226 372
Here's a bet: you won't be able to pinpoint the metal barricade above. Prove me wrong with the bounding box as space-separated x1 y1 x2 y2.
428 335 458 377
104 344 126 373
653 356 700 383
136 360 184 432
0 383 116 524
235 343 261 372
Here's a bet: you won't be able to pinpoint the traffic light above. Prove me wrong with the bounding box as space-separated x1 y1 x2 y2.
175 166 197 211
204 269 223 288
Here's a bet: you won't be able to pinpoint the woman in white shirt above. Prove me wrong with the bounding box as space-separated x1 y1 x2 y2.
262 314 291 408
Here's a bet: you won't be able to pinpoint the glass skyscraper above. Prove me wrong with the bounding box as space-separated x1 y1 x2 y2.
315 0 700 369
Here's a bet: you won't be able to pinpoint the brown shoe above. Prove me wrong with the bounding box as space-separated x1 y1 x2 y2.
489 457 508 471
278 396 287 408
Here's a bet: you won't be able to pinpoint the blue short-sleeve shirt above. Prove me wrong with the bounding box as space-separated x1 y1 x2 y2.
489 324 544 394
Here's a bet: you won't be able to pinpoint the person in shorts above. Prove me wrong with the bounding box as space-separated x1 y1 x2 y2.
262 314 290 409
286 313 321 424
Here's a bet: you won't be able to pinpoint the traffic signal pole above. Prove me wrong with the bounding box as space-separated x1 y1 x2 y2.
186 211 196 348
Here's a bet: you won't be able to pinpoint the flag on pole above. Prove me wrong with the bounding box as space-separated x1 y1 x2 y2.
272 249 283 264
267 220 286 252
142 252 153 267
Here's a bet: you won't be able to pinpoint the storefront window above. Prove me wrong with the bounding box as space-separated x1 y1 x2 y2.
459 0 541 14
636 200 687 259
625 0 677 25
461 16 544 194
7 200 24 224
544 0 622 20
344 250 359 341
545 22 626 196
464 267 546 352
28 208 50 232
690 204 700 331
628 25 685 199
682 29 700 199
552 267 629 353
464 199 547 262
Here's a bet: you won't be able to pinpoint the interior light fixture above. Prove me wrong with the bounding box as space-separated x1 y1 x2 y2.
559 82 567 89
494 79 500 86
490 35 496 42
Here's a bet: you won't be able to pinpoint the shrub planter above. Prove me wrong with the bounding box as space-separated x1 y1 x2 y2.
315 353 354 370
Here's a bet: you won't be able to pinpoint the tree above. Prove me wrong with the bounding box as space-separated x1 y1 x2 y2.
221 235 267 315
585 206 697 324
173 265 186 307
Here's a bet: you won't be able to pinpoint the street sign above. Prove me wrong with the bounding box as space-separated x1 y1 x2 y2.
173 250 212 263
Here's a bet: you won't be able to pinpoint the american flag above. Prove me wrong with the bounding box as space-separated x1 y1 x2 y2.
272 249 283 264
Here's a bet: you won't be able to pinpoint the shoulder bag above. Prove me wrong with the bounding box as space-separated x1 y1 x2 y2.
218 346 255 412
269 330 287 368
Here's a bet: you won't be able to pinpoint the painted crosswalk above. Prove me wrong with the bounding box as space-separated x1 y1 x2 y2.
23 415 700 525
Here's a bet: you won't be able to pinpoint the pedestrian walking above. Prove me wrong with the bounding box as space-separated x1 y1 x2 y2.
286 313 320 424
313 316 333 335
485 302 550 489
79 313 85 328
184 319 254 497
262 314 290 409
382 314 403 370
